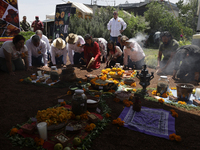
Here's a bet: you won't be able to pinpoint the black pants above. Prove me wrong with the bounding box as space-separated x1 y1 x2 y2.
108 56 123 68
73 52 85 65
127 57 145 70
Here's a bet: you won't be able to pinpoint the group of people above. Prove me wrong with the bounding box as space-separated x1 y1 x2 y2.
20 16 44 32
1 10 200 84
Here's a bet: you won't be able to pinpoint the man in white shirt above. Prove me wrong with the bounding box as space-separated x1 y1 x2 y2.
66 33 85 65
107 11 127 43
35 30 51 60
26 35 48 67
122 36 145 70
50 38 67 66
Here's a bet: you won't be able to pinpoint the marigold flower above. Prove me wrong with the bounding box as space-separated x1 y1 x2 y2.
105 113 110 118
169 133 176 140
152 90 157 95
90 123 96 129
175 135 182 142
67 90 72 95
34 137 44 146
172 112 178 118
112 120 118 124
108 89 115 93
133 89 136 92
112 67 117 71
171 87 177 90
106 68 111 72
78 81 82 83
83 88 86 92
10 128 18 136
95 95 100 98
157 93 161 96
162 93 168 98
170 109 175 113
36 80 41 83
80 113 88 120
60 101 66 106
178 101 186 105
50 84 54 86
120 82 124 85
131 82 136 87
19 79 24 82
158 98 165 104
117 72 122 76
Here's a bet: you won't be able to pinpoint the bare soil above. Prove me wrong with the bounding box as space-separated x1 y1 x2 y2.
1 59 200 150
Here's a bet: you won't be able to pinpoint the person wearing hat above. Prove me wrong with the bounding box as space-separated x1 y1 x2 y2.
31 16 44 32
83 34 101 69
50 38 67 66
156 31 179 75
107 11 127 43
26 35 47 67
121 35 145 70
66 33 85 65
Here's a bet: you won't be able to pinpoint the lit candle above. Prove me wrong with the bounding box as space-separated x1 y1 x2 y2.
37 122 47 140
195 88 200 100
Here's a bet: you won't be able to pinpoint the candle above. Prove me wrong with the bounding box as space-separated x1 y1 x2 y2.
195 88 200 100
37 71 42 77
37 122 47 140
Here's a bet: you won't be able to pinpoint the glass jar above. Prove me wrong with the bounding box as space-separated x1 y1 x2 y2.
157 76 169 95
50 66 59 81
72 89 87 115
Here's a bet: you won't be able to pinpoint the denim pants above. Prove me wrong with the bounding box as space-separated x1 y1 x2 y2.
32 55 44 66
127 57 145 70
110 36 118 44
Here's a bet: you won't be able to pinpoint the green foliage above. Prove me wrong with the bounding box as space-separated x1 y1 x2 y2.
144 2 193 40
145 55 157 69
19 31 35 43
69 7 149 40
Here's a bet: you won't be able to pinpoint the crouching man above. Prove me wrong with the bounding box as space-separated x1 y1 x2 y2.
172 45 200 85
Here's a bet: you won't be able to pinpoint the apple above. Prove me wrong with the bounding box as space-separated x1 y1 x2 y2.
73 137 81 146
54 143 63 150
63 147 71 150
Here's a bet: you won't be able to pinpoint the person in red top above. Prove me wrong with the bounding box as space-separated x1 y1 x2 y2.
83 34 101 69
31 16 44 32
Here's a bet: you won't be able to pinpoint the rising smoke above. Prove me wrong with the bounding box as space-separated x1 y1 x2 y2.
129 32 148 48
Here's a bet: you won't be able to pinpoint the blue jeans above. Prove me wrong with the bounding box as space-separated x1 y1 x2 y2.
55 55 63 65
110 36 118 43
32 55 44 66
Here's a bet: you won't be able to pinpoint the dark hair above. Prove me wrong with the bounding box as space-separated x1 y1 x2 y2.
107 40 116 56
118 35 122 38
84 34 94 46
32 35 40 43
160 31 172 39
13 35 25 45
35 30 43 35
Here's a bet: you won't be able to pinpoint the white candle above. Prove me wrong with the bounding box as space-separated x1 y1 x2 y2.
195 88 200 100
37 71 42 77
37 122 47 140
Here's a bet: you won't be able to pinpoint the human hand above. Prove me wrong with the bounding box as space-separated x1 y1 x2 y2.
120 30 124 33
42 66 49 69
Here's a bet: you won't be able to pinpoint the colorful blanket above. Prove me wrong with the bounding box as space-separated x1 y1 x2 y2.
119 106 175 139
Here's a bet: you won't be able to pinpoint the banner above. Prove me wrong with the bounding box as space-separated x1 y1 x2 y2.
0 0 20 41
53 3 76 41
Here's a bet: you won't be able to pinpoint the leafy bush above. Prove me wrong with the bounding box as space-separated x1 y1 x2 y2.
19 31 35 42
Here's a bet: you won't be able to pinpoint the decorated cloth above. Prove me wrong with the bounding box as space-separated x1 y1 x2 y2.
17 105 103 150
84 41 101 69
119 106 176 139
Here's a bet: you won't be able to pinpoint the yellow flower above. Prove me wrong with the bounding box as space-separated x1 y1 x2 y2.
132 89 136 92
117 68 122 71
78 81 82 83
10 128 18 136
112 68 117 71
152 90 157 95
131 82 136 87
158 98 165 103
67 90 72 95
157 93 161 96
117 72 122 76
106 68 111 72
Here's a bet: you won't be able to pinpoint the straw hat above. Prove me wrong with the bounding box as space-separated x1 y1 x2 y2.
66 33 78 44
53 38 66 49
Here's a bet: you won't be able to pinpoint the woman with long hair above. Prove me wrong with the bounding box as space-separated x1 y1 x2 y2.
83 34 101 69
106 40 122 68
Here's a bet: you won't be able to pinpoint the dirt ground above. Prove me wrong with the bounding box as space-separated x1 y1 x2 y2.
0 59 200 150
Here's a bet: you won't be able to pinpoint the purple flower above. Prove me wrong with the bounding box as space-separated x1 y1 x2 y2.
180 34 183 37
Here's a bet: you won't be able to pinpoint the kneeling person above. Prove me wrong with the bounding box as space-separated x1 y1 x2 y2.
26 35 47 67
50 38 67 66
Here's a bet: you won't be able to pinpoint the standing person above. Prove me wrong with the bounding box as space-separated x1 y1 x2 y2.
107 11 127 43
66 33 85 65
121 36 145 70
172 45 200 85
116 35 124 51
50 38 68 66
31 16 44 32
93 38 107 63
36 30 50 60
156 31 179 75
83 34 101 69
0 35 30 75
26 35 47 67
20 16 31 31
106 40 122 68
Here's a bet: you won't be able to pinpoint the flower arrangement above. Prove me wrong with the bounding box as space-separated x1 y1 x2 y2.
178 101 187 105
112 118 125 126
152 90 170 98
94 95 100 98
169 133 182 142
170 109 178 118
105 68 111 72
80 113 88 120
132 89 137 92
10 128 18 136
85 123 96 132
158 98 165 104
120 82 125 85
36 107 71 126
123 99 133 107
101 69 108 74
34 137 44 146
171 87 177 90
